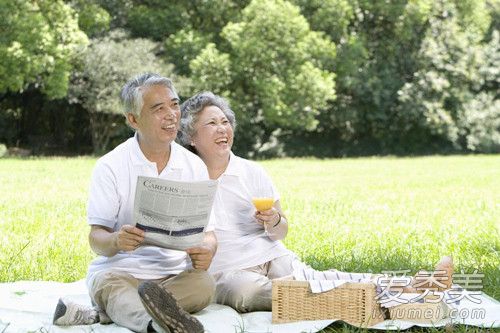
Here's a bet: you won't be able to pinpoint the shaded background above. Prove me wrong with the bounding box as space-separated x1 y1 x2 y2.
0 0 498 158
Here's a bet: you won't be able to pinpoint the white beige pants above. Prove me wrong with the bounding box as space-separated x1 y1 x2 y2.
213 255 295 312
89 269 215 332
213 254 374 313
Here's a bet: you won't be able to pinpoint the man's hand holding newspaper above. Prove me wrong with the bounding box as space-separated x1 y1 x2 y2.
115 225 145 252
133 176 218 251
186 234 217 270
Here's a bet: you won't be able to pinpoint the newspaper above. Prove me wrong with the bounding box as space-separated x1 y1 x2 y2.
133 176 218 250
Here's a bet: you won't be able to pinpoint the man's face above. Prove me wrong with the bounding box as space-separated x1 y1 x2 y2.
128 85 180 148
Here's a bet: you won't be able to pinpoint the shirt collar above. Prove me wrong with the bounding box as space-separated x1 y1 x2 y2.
129 132 182 171
165 141 182 171
222 151 244 177
130 132 150 166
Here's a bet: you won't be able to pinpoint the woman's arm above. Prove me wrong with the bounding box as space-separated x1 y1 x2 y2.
255 200 288 241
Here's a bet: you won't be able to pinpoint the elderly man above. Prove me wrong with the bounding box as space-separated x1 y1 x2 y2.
53 73 217 333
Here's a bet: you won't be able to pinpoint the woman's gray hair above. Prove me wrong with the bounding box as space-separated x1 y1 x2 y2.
179 92 236 147
120 73 177 119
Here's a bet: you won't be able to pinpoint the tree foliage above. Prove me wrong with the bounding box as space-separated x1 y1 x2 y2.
0 0 88 99
190 43 232 95
69 30 185 153
164 29 212 76
288 0 499 154
190 0 336 155
0 0 498 156
396 0 499 152
125 2 187 41
68 0 111 38
290 0 354 43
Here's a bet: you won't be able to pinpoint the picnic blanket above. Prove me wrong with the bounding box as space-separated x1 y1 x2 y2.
1 280 499 333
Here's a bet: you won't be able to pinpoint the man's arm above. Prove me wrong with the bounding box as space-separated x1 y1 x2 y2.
185 231 218 270
89 224 145 257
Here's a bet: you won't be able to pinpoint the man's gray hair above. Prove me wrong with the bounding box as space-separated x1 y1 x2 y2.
179 92 236 147
120 73 177 118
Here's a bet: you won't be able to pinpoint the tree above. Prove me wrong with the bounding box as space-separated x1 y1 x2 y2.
457 26 499 153
1 0 497 156
190 43 232 95
69 30 187 153
163 29 212 76
68 0 111 38
0 0 88 99
190 0 336 156
287 0 433 153
124 1 188 41
290 0 354 44
289 0 498 155
396 0 497 152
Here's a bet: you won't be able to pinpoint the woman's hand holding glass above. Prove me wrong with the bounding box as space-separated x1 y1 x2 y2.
252 184 276 236
253 204 280 236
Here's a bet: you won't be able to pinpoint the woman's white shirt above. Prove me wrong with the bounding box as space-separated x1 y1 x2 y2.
209 153 290 272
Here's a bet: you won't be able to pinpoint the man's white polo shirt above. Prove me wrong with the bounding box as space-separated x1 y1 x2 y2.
208 153 290 273
86 134 215 285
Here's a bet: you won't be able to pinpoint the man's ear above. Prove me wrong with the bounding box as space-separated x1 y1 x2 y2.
127 113 139 129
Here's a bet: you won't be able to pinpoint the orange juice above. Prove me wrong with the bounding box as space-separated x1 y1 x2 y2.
252 197 274 211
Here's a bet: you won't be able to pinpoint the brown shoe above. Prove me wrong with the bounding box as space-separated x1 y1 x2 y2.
138 281 204 333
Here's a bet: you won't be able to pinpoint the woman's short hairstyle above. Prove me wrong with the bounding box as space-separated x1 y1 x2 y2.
179 92 236 147
120 73 177 120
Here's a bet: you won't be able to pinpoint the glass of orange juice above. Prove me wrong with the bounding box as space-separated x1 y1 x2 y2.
252 196 274 235
252 197 274 211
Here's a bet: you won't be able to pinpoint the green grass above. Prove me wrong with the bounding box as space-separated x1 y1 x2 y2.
1 155 499 332
263 156 500 300
0 157 95 282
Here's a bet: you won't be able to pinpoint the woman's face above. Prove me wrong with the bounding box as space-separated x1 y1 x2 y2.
191 105 234 161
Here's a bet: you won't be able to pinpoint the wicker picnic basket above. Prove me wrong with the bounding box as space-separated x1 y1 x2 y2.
272 280 386 327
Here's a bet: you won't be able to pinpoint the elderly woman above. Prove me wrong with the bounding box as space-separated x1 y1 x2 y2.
178 92 454 313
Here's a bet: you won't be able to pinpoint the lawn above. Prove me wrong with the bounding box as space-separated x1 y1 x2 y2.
0 154 499 332
265 156 499 297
